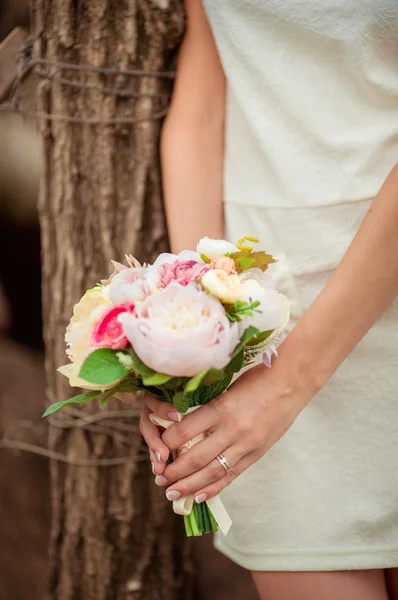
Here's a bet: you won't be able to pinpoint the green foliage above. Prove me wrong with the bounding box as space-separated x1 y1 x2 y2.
225 349 244 374
129 349 157 378
42 391 100 417
226 299 261 322
246 329 273 346
191 373 234 406
200 253 211 263
172 392 192 414
79 349 130 385
184 370 210 393
142 372 173 386
231 326 260 359
230 250 276 273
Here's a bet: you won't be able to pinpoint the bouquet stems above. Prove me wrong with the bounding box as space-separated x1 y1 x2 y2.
183 502 218 537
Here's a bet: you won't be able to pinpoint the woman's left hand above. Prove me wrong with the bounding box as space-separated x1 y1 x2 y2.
144 362 310 504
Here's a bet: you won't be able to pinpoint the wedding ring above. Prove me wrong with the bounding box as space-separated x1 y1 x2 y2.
216 453 232 473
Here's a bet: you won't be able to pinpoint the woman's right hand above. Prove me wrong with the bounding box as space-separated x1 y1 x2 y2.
139 396 184 482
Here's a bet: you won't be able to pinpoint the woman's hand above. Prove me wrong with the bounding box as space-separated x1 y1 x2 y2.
140 361 311 504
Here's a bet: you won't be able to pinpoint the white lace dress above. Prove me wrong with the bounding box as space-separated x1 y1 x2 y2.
203 0 398 571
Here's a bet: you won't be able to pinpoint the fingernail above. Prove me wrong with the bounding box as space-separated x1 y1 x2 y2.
151 462 156 474
155 451 161 462
155 476 168 486
195 493 208 504
166 490 181 501
167 411 183 422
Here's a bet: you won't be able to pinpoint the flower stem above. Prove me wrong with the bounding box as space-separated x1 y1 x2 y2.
202 502 211 534
208 506 219 533
184 515 193 537
189 507 201 536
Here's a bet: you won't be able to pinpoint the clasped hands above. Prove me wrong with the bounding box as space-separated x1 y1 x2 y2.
140 364 304 505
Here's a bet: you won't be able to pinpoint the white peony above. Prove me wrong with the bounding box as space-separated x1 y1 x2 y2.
237 268 290 334
196 237 239 260
118 283 239 377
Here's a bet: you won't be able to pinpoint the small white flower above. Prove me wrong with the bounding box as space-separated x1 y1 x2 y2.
116 352 134 370
196 237 238 260
201 269 242 303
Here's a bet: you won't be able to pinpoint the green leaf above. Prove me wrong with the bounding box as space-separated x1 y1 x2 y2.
163 377 188 391
98 378 140 406
184 370 209 393
226 299 261 322
201 369 226 385
79 349 130 385
172 392 192 414
191 373 233 406
230 250 276 273
142 372 173 386
129 349 157 378
237 256 255 271
200 253 211 263
231 326 260 359
225 349 244 374
42 391 99 417
246 329 273 346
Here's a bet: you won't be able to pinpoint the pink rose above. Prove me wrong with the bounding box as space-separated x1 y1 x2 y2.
158 260 210 288
91 303 135 349
210 256 237 275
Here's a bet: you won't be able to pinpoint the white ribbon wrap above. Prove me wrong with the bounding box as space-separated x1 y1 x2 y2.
149 406 232 536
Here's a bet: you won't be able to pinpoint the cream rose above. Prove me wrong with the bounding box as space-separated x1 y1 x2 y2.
58 289 115 390
201 269 242 303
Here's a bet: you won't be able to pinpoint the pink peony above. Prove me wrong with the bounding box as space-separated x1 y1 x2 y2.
209 256 237 275
91 303 135 349
118 284 239 377
159 260 210 288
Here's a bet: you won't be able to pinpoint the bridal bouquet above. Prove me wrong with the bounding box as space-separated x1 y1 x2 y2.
44 236 289 536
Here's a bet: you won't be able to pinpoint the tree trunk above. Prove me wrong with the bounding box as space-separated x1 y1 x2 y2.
32 2 189 599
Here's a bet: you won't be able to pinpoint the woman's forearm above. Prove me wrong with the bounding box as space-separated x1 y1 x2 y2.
276 163 398 403
161 115 225 253
160 5 226 253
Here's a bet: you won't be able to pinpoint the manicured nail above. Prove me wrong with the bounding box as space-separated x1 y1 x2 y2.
151 462 156 474
166 490 181 501
195 493 208 504
155 451 161 462
167 411 183 422
155 475 168 486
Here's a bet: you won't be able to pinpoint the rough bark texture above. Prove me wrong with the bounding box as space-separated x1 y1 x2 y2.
32 2 190 599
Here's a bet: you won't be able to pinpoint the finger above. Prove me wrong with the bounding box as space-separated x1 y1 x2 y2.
161 432 227 484
145 396 183 423
149 450 166 477
193 452 257 503
140 405 169 463
161 404 218 451
163 446 248 501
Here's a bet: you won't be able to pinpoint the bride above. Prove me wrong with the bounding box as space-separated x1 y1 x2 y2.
141 1 398 598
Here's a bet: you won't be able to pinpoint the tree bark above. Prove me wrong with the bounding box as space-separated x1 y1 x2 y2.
32 2 190 599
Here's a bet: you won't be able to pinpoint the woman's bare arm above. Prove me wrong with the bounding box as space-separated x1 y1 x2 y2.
161 0 225 252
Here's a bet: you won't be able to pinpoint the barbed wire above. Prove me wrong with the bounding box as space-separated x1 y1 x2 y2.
0 36 176 125
0 401 150 467
0 36 172 467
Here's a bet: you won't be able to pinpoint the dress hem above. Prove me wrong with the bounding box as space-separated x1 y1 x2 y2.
214 537 398 572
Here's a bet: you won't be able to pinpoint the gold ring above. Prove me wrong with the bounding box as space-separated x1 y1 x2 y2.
216 453 232 473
